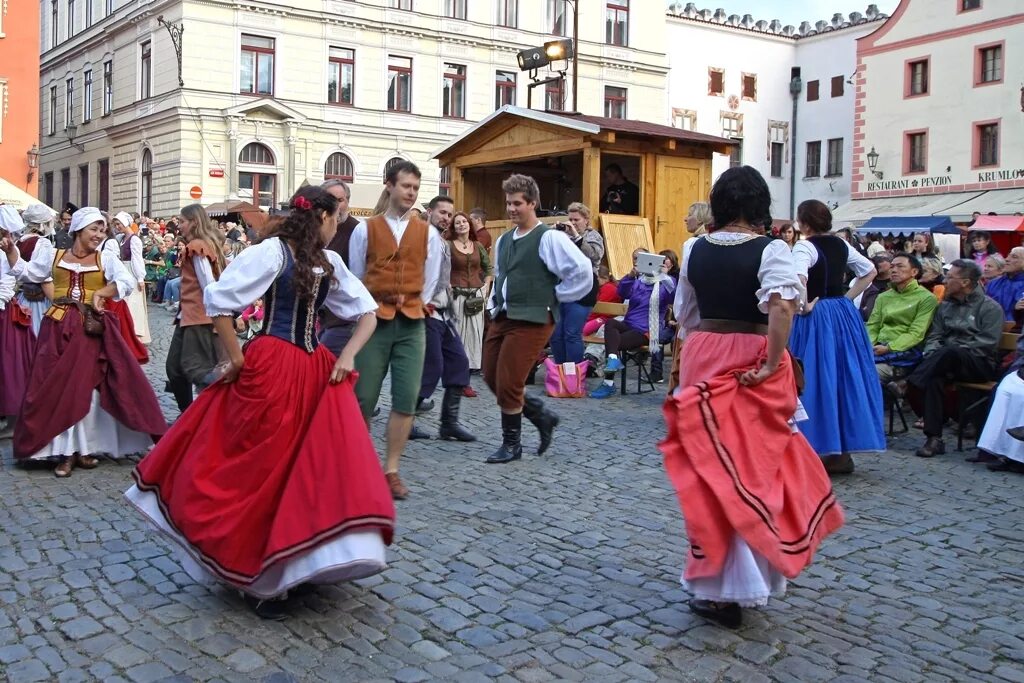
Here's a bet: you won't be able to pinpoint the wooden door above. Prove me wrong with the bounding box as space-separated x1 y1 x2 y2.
653 156 704 254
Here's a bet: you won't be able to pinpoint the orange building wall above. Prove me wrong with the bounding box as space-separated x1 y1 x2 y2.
0 2 41 196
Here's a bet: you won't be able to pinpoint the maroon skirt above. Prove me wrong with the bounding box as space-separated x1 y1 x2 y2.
0 304 36 415
13 307 167 459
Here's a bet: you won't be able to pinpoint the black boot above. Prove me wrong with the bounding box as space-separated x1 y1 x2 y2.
415 397 434 415
438 388 477 442
486 412 522 464
649 352 664 384
408 423 432 440
522 394 559 455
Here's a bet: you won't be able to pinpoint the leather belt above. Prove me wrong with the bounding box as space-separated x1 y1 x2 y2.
698 319 769 335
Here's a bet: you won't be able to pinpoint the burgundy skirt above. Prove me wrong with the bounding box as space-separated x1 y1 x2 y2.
0 304 36 415
13 307 167 459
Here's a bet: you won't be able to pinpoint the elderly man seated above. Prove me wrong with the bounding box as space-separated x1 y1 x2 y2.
889 259 1004 458
867 253 938 381
985 246 1024 322
971 333 1024 473
859 253 892 321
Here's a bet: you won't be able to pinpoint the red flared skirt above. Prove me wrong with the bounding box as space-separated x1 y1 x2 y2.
130 336 396 587
660 332 844 581
0 304 36 415
106 298 149 364
13 308 167 458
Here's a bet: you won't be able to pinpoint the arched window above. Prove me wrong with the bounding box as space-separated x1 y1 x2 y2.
383 156 406 182
325 152 354 182
239 142 274 165
140 149 152 217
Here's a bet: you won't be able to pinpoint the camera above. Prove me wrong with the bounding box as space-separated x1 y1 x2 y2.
555 222 572 232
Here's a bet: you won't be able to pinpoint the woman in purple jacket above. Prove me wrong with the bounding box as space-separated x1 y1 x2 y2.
590 249 676 398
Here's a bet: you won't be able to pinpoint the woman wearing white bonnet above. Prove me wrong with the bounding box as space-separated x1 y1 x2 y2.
10 204 57 336
22 204 56 236
12 207 167 477
111 210 152 345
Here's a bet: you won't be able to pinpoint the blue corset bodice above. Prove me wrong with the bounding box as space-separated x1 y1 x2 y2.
259 242 330 352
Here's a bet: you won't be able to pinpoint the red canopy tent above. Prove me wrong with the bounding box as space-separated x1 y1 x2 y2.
967 215 1024 255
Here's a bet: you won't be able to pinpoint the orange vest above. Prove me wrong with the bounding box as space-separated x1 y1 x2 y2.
179 239 222 327
45 249 106 322
363 215 429 321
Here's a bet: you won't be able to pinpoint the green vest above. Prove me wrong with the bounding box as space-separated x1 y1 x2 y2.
494 225 560 324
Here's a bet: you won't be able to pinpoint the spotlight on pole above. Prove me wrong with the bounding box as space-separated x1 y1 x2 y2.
517 46 550 71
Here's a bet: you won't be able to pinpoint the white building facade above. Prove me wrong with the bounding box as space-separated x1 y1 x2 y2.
840 0 1024 222
37 0 670 217
665 3 887 219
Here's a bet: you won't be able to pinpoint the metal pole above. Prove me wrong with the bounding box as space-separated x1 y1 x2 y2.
572 0 579 113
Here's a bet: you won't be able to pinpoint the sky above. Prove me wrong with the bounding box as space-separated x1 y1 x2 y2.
683 1 901 27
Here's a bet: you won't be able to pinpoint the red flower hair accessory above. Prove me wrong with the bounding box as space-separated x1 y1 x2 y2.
293 196 312 211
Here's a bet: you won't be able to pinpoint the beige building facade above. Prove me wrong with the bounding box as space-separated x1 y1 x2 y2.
38 0 669 217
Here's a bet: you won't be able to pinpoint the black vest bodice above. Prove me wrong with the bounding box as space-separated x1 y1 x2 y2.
258 241 331 353
806 234 849 301
688 235 771 325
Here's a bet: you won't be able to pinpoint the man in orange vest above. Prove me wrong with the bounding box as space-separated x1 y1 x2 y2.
348 161 443 500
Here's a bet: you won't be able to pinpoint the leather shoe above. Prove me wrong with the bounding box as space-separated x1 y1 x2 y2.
462 386 478 398
688 599 742 629
415 398 434 415
1007 426 1024 442
988 458 1024 473
408 424 432 440
822 452 854 475
486 412 522 464
915 436 945 458
523 395 559 455
966 450 999 463
486 443 522 464
386 472 409 499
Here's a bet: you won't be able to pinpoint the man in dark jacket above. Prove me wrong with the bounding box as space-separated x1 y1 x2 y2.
859 253 892 321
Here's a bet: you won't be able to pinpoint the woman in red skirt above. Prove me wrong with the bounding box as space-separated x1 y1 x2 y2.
125 186 394 619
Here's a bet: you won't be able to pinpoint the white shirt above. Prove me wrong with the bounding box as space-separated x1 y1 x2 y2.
118 233 147 282
791 238 874 280
673 232 804 340
17 234 55 284
488 224 594 315
347 209 443 303
57 249 135 301
204 236 377 321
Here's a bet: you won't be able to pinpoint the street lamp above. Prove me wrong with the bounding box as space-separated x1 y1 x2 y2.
867 146 883 180
65 124 85 151
26 144 39 184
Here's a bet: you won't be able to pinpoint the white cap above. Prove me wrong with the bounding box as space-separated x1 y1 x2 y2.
113 211 134 230
0 205 25 235
69 207 105 234
22 204 56 225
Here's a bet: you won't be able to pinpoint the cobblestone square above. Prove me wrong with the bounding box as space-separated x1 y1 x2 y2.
2 306 1024 682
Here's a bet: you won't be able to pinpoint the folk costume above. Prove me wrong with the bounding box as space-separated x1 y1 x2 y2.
13 208 167 463
449 238 491 371
164 239 224 412
483 223 592 463
126 237 394 599
0 207 32 419
14 229 55 336
790 233 885 460
115 211 152 344
101 237 149 364
664 232 843 614
319 213 361 355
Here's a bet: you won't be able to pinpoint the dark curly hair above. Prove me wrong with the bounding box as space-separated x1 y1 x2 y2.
709 166 772 231
265 186 337 300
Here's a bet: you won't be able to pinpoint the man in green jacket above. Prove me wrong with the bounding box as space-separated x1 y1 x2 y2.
867 253 939 381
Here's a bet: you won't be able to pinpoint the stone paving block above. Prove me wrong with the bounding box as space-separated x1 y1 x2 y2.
59 615 104 641
125 662 176 683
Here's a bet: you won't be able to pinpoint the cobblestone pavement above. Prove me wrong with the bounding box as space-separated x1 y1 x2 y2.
3 305 1024 683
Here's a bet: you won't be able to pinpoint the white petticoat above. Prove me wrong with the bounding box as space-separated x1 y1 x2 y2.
125 286 151 344
684 534 787 607
25 390 153 461
977 372 1024 464
124 485 388 600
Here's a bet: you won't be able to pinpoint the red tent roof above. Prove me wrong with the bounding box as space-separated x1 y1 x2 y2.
969 215 1024 232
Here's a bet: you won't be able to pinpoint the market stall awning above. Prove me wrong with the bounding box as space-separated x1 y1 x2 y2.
858 216 960 235
969 215 1024 232
833 192 984 225
0 177 44 210
204 199 267 229
950 188 1024 216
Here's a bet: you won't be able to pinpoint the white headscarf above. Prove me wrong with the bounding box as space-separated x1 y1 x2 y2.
113 211 134 230
69 207 105 234
0 205 25 235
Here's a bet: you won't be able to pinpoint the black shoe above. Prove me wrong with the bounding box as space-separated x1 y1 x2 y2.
438 388 477 442
915 436 945 458
408 424 432 440
415 397 434 415
522 394 559 455
688 599 742 629
243 595 289 621
988 458 1024 473
486 412 522 464
822 452 855 475
966 450 999 463
1007 426 1024 442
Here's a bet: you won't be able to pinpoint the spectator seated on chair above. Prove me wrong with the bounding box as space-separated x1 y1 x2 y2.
582 266 622 337
866 253 938 381
985 246 1024 322
859 253 892 322
974 334 1024 473
890 259 1004 458
589 250 675 399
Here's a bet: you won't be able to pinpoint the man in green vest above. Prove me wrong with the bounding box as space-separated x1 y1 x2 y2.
483 174 593 464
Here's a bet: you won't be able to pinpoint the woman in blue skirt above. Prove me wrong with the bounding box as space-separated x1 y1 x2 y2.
790 200 884 474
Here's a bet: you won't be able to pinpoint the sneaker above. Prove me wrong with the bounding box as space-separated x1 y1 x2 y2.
605 357 624 372
589 383 616 399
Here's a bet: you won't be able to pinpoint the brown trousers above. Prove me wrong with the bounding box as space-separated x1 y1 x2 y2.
482 314 554 412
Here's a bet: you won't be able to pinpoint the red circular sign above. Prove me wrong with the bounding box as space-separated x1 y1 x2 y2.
189 186 203 200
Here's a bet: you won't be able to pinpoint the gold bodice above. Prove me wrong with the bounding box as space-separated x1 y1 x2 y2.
45 250 107 321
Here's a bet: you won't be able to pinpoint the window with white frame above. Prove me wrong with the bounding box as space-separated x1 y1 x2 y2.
240 35 275 96
140 149 152 217
65 77 74 129
443 63 466 119
102 60 113 115
51 0 59 49
49 86 58 135
767 121 788 176
497 0 517 28
604 86 627 119
140 41 152 100
328 47 355 105
672 108 696 131
548 0 569 36
826 137 844 176
325 152 354 182
721 111 742 138
68 0 75 38
444 0 466 19
83 69 93 122
388 56 412 112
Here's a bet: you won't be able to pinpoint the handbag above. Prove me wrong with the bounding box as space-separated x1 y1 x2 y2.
20 282 47 302
54 297 106 337
544 358 590 398
463 295 485 317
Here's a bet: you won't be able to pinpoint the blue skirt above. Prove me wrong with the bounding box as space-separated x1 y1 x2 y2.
789 297 885 456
